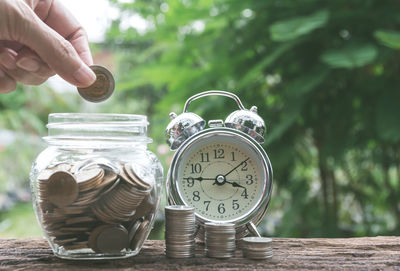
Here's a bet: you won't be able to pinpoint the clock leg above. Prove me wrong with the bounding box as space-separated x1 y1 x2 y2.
247 221 261 237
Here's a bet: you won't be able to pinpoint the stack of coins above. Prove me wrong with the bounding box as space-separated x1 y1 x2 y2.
77 65 115 103
36 160 156 253
205 222 236 258
241 237 273 259
164 205 196 258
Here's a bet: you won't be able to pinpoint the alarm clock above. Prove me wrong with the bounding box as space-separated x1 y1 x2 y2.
165 90 273 238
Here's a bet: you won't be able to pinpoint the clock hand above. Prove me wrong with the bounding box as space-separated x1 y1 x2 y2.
223 157 250 177
225 180 246 189
183 176 214 182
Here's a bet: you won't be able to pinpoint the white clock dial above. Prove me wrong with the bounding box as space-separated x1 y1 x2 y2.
176 137 265 222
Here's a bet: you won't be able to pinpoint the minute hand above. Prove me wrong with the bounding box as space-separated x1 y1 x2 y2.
223 158 250 177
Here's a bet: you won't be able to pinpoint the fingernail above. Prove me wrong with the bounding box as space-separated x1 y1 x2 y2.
73 64 96 87
17 57 40 72
0 52 16 70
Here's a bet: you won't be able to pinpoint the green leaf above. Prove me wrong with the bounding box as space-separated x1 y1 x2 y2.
376 92 400 142
284 67 329 97
374 30 400 50
320 44 378 69
266 99 304 144
238 41 298 88
269 10 329 42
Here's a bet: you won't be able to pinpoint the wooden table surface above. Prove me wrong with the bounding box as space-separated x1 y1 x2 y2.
1 237 400 270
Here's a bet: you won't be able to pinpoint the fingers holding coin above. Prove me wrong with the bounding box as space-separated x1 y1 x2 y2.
0 46 55 92
0 47 115 103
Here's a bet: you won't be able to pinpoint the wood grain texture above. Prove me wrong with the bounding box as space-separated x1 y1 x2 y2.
1 237 400 270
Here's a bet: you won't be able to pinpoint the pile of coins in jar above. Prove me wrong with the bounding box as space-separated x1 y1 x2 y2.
36 161 156 253
164 205 273 260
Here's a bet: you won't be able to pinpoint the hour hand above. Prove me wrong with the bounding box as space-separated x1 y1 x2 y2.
226 180 246 189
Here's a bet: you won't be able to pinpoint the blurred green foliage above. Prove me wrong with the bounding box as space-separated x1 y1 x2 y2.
0 0 399 239
105 0 400 237
0 203 42 237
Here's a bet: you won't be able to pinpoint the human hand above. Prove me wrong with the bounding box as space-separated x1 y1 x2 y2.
0 0 96 93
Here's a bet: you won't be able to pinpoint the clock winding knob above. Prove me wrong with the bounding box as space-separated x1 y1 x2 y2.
225 106 265 143
165 112 206 150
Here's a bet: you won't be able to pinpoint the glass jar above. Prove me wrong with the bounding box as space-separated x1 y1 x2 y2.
30 113 163 260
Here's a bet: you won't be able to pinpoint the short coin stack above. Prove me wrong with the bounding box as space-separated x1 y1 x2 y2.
205 222 236 258
37 161 156 253
241 237 273 259
164 205 196 258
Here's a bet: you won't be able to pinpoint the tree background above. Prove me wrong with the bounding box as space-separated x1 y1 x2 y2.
0 0 399 238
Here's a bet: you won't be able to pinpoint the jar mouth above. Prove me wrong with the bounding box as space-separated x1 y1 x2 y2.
45 113 152 146
47 113 149 124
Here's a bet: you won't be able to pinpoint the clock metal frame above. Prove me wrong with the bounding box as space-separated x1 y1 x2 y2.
166 127 273 238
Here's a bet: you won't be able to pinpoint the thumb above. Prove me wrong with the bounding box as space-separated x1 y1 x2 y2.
18 14 96 87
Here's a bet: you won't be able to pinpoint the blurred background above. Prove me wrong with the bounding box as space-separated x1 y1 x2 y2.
1 0 400 239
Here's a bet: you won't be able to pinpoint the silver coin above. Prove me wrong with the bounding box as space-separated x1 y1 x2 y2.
242 236 272 244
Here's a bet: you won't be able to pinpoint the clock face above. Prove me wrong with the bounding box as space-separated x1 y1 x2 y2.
175 134 267 223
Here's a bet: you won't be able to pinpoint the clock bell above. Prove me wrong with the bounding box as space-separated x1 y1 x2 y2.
165 90 266 150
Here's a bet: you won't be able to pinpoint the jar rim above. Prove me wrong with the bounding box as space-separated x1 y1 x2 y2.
47 113 148 125
45 113 152 147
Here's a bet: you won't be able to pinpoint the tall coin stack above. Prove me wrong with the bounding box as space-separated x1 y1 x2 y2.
205 222 236 258
241 237 273 259
164 205 196 258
